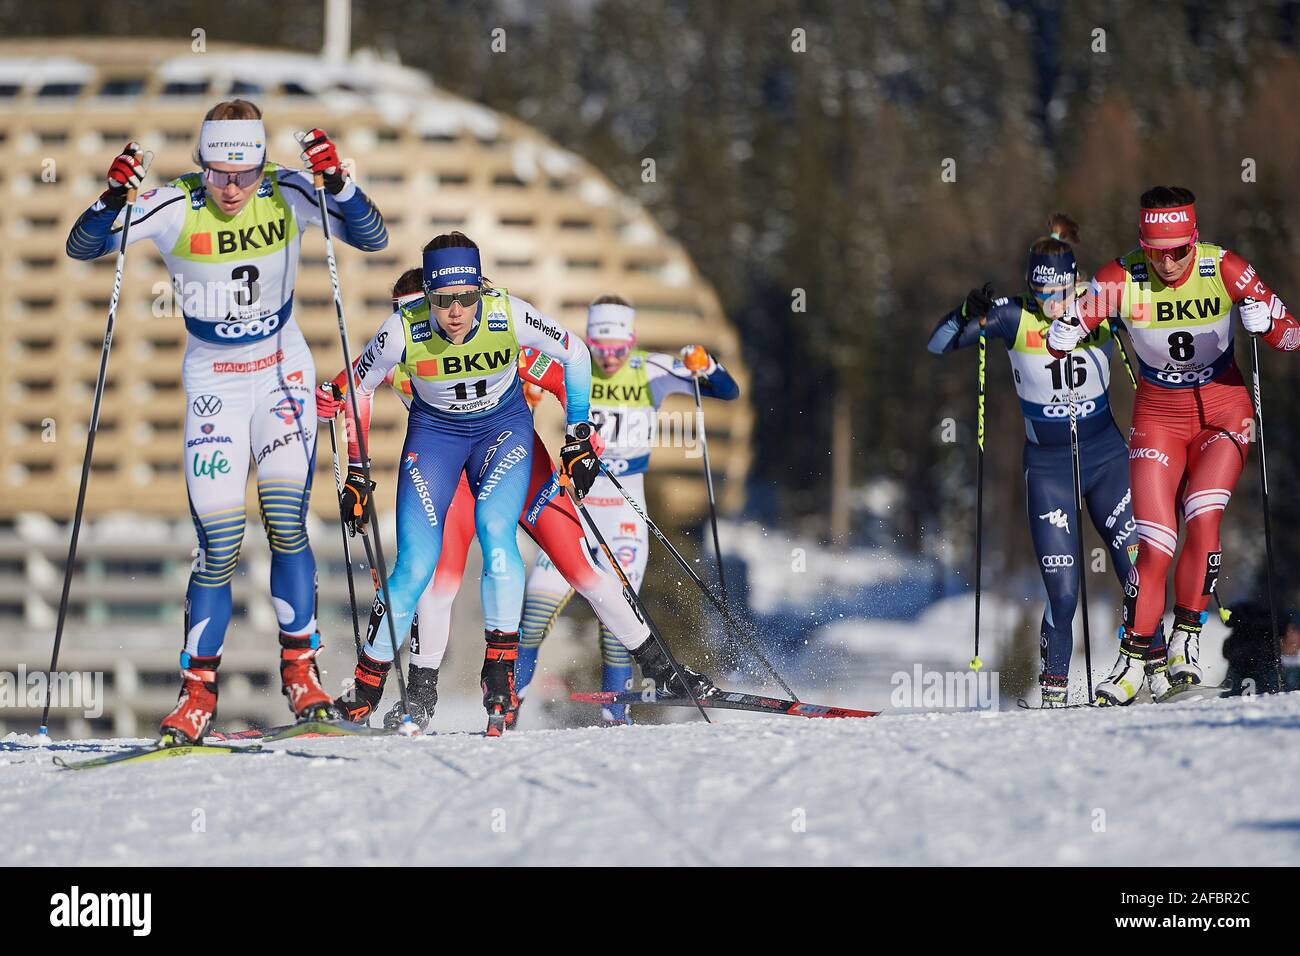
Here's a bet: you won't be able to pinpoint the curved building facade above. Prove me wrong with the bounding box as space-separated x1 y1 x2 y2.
0 38 752 522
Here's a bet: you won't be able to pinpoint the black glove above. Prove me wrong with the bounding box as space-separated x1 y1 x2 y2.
559 423 601 500
963 283 996 320
340 465 375 535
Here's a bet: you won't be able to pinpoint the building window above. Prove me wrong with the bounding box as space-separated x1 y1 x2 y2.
161 81 209 97
99 78 145 97
37 83 83 98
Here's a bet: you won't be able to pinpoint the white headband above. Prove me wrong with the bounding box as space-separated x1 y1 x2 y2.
393 291 424 309
586 303 636 341
198 119 266 166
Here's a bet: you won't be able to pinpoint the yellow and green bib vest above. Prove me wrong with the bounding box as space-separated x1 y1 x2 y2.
1005 290 1115 444
1118 243 1235 387
591 349 656 474
164 163 301 344
396 287 521 414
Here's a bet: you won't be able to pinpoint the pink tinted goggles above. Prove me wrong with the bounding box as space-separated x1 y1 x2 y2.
588 340 633 360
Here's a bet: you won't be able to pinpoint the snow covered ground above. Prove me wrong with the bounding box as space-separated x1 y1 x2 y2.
3 690 1298 866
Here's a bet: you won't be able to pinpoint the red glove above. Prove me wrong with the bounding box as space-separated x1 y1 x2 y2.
103 142 150 208
316 382 344 419
298 128 346 193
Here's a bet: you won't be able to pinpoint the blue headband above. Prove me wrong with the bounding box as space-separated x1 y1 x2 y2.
1027 250 1076 289
423 245 482 291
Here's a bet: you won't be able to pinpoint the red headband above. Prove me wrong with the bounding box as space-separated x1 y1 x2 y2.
1139 203 1196 242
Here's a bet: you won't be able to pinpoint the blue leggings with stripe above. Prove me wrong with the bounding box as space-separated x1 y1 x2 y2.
1025 425 1134 682
364 391 536 661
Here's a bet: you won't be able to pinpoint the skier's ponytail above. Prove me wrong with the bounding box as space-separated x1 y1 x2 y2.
1029 213 1079 257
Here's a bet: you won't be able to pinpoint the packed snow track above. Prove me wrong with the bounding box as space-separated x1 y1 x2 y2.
2 691 1298 866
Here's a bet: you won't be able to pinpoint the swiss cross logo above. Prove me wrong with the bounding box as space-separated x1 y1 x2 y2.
1131 302 1150 323
416 358 440 376
1026 328 1045 349
190 232 212 255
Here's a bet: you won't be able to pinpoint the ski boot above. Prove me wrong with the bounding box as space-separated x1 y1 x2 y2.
1096 627 1164 706
629 638 716 700
482 631 519 737
1039 673 1069 708
601 661 634 725
159 659 220 745
1167 605 1205 688
333 650 391 724
1146 630 1175 702
280 635 339 721
383 663 439 731
504 686 525 731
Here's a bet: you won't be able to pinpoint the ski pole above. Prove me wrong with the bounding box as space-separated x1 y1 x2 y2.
971 317 987 672
41 180 146 736
358 529 381 592
595 462 799 700
1063 351 1095 701
301 148 410 722
557 475 709 722
327 405 363 656
1109 319 1139 390
691 376 729 604
1248 329 1284 689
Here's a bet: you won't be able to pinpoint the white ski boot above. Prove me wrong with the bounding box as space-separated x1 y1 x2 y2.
1167 606 1204 687
1095 646 1146 706
1096 626 1169 706
1146 657 1173 702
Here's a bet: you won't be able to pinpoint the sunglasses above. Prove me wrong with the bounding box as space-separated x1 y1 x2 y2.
426 290 482 309
1140 232 1197 264
1030 286 1073 305
202 164 265 189
589 342 631 360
